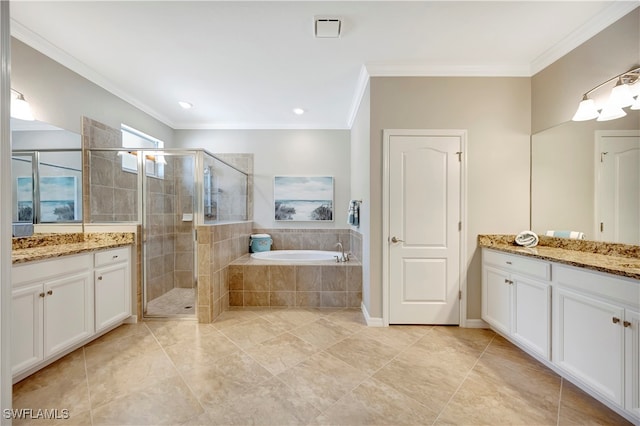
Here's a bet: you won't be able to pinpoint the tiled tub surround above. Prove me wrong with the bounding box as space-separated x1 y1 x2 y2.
11 232 135 263
229 256 363 308
478 234 640 279
197 221 253 323
195 225 364 320
253 228 355 252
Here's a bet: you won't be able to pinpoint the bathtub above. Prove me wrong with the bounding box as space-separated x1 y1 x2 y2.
250 250 343 262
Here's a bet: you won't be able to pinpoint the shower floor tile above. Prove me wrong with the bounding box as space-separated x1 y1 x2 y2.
146 288 196 317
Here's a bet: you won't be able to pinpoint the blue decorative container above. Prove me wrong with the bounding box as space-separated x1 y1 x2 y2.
249 234 272 253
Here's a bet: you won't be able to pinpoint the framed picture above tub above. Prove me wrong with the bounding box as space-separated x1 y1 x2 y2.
274 176 334 221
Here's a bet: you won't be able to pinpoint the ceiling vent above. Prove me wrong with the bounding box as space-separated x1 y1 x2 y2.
314 17 341 38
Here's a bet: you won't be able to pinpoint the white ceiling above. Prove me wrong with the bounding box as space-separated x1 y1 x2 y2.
9 1 639 130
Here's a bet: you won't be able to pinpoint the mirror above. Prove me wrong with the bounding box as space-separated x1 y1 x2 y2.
531 111 640 244
11 118 82 226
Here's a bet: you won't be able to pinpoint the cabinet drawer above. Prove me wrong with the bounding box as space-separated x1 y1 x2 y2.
13 253 92 286
554 265 640 310
94 247 130 267
483 249 550 281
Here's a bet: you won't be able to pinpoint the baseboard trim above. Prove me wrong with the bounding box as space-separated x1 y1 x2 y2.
361 302 384 327
124 315 138 324
463 318 489 328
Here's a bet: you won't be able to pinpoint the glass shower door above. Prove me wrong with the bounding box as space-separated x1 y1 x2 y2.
143 152 197 318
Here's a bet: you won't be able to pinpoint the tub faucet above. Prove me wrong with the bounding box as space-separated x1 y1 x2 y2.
335 242 350 262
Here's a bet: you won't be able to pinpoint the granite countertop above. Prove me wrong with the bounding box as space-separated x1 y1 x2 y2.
12 233 135 264
479 234 640 281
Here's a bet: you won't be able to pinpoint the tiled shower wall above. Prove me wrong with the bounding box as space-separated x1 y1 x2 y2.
83 117 137 222
197 221 252 323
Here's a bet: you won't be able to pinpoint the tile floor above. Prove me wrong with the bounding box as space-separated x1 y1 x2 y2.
146 288 196 317
12 308 633 425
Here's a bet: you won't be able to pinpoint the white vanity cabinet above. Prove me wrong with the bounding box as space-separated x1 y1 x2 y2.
553 264 639 414
94 247 131 333
12 253 93 376
482 249 551 359
12 245 133 381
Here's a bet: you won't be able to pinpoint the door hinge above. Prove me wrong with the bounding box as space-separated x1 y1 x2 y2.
458 290 462 300
458 221 462 231
456 151 462 162
600 222 604 232
194 229 198 241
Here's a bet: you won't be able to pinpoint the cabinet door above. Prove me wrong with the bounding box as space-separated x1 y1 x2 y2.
625 309 640 418
482 265 512 334
95 263 130 333
11 283 44 375
513 275 551 359
554 287 624 405
44 271 93 357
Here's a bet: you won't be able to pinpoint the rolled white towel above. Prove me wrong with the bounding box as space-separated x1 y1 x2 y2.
515 231 539 248
545 230 585 239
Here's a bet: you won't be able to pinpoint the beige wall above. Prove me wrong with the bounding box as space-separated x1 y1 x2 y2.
368 77 532 319
11 38 173 142
173 129 351 230
350 83 371 311
532 9 640 133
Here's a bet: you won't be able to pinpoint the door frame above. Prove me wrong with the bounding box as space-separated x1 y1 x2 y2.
382 129 468 326
593 129 640 242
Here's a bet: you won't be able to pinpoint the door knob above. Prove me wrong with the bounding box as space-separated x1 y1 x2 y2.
391 236 404 243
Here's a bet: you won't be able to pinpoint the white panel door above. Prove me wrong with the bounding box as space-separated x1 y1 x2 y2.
596 131 640 244
388 132 461 324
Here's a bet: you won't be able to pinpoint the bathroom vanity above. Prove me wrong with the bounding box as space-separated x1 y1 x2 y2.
479 235 640 423
11 233 134 382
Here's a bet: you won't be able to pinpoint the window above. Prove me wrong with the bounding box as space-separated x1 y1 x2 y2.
121 124 165 178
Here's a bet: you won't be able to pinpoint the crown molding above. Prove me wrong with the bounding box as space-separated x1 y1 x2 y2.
10 19 177 129
173 122 350 130
530 1 639 75
364 63 531 77
346 65 370 129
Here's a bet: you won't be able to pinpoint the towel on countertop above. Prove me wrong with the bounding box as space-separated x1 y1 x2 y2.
348 200 360 228
545 230 585 240
515 231 539 248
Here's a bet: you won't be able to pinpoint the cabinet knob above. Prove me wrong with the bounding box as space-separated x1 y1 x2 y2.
623 321 632 328
47 290 53 296
39 292 45 298
612 317 621 324
506 261 512 265
98 276 103 280
112 255 119 259
504 278 510 284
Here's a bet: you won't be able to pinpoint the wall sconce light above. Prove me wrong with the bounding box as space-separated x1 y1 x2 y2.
10 89 35 121
572 67 640 122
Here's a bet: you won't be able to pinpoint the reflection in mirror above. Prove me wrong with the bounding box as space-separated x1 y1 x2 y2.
531 111 639 244
11 119 82 226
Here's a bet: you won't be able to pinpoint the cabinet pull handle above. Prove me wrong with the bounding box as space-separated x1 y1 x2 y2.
506 261 512 265
612 317 621 324
623 321 632 328
39 292 45 298
47 290 53 296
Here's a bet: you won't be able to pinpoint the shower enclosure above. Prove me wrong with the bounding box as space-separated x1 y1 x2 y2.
87 148 248 319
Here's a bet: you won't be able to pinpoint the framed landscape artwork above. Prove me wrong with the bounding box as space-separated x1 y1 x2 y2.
17 176 78 222
274 176 334 221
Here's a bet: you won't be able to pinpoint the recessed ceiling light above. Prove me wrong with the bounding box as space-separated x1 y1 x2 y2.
293 108 305 115
178 101 193 109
